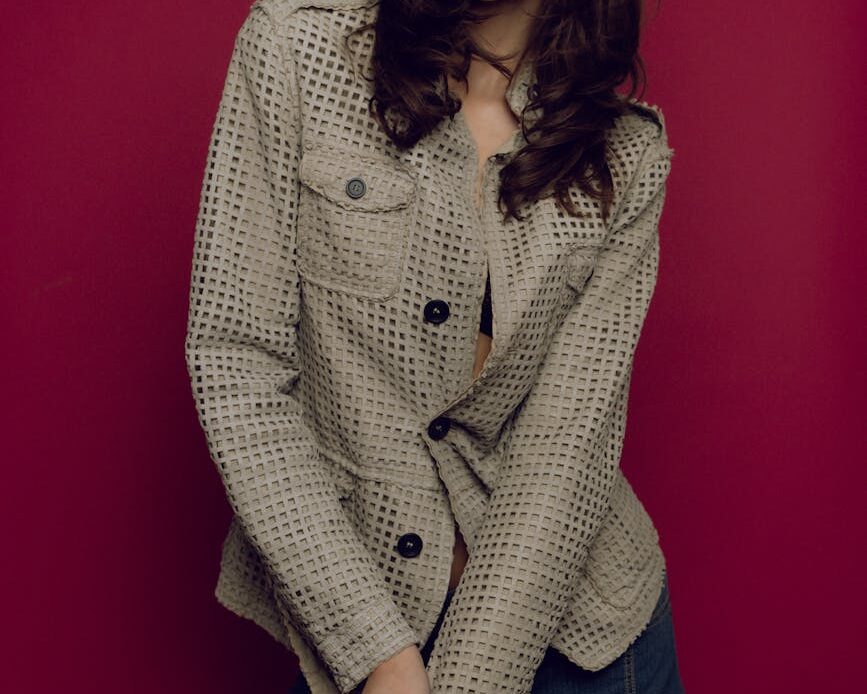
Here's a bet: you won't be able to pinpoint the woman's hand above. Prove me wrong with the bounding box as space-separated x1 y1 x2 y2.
359 644 430 694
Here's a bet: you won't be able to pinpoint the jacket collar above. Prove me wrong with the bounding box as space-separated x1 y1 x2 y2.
503 51 537 127
500 52 540 153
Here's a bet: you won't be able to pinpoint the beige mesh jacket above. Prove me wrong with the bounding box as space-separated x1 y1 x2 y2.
183 1 676 692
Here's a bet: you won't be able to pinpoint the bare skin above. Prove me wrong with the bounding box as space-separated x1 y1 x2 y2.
361 2 541 692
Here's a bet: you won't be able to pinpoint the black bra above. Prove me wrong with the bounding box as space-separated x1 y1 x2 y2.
479 270 493 337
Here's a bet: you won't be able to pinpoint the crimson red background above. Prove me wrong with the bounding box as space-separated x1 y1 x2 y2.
3 1 865 692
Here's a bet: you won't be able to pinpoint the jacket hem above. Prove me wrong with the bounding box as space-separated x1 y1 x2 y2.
550 548 668 672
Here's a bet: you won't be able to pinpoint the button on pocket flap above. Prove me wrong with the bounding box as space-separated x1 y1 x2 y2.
564 246 598 293
299 144 416 212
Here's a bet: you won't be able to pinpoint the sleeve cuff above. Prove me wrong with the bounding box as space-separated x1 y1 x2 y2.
317 594 421 693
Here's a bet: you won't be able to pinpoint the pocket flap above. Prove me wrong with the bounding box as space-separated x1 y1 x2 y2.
299 143 416 212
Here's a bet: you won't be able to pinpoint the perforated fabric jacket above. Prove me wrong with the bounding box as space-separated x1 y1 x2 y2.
183 1 676 692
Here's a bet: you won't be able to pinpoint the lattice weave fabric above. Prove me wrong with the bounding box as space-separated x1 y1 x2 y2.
184 1 676 693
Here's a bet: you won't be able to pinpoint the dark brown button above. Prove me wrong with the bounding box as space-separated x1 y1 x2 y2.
396 532 423 558
423 299 450 324
427 416 451 440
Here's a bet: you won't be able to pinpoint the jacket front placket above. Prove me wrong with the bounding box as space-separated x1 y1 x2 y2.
420 56 542 547
424 54 539 419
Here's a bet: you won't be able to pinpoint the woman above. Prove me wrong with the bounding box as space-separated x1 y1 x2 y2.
184 0 685 693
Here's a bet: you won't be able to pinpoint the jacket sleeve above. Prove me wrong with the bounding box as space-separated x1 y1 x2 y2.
183 6 419 692
425 114 675 694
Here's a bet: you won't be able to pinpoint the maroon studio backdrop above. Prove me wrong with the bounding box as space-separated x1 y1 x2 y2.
3 1 865 692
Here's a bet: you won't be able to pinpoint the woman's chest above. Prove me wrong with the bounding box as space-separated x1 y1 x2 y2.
293 127 606 295
293 130 606 420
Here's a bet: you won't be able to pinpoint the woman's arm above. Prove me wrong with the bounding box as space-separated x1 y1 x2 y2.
425 115 675 694
184 6 418 692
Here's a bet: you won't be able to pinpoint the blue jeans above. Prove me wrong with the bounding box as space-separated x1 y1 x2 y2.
290 573 685 693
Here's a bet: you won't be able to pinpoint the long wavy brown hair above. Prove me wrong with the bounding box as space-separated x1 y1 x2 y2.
349 0 663 224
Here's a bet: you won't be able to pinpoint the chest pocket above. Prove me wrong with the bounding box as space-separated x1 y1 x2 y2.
296 143 417 301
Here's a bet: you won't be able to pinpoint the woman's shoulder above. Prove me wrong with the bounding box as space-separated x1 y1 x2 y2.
610 98 669 148
234 0 378 81
250 0 378 23
606 98 674 174
604 99 675 228
243 0 378 60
